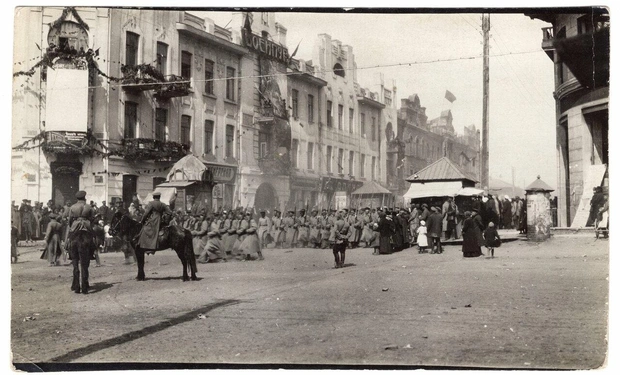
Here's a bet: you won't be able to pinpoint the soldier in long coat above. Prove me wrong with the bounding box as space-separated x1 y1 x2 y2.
224 212 240 257
360 208 375 247
308 209 321 248
296 209 309 248
232 212 247 256
41 213 63 266
191 213 210 256
257 209 272 249
240 212 264 260
319 210 332 249
68 190 95 294
138 192 172 250
283 210 297 248
270 209 285 248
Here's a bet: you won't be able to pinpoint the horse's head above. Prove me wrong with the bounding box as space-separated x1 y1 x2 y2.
108 211 126 237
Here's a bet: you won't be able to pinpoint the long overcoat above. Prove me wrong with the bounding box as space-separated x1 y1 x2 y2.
138 200 171 250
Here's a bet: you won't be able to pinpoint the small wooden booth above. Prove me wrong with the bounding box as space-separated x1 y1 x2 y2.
350 180 394 209
144 155 214 214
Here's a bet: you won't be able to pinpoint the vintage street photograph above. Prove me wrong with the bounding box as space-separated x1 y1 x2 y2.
8 4 611 371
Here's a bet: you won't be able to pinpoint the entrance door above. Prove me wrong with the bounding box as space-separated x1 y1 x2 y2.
255 183 277 213
123 175 138 209
51 161 82 207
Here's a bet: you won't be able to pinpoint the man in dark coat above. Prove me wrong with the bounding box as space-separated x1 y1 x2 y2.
426 207 444 254
138 192 172 250
68 190 95 294
99 201 110 225
587 186 606 227
376 211 393 255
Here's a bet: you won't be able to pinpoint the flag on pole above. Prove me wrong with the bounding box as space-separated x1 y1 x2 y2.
444 90 456 103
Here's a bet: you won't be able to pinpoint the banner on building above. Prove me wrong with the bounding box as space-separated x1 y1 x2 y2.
45 68 89 133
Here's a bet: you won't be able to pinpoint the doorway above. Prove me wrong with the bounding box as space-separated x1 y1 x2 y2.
123 175 138 209
255 182 277 213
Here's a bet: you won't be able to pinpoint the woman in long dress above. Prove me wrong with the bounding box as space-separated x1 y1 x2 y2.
462 210 483 257
377 211 393 255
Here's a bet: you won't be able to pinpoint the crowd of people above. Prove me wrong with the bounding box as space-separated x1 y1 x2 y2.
10 191 533 269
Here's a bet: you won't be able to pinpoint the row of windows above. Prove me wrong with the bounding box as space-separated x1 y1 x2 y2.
290 140 377 180
124 102 235 158
125 31 236 101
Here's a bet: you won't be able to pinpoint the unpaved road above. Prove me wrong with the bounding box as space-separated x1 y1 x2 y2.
11 234 609 369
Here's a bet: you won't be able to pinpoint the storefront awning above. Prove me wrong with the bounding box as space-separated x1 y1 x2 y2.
157 181 197 188
403 181 463 200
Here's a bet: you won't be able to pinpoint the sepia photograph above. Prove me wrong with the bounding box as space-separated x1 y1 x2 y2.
7 2 611 371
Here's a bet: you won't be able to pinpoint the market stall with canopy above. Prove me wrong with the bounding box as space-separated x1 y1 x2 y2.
145 154 215 214
350 180 394 209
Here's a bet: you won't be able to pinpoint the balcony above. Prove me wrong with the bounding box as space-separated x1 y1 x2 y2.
113 138 189 161
155 75 191 99
541 27 554 51
257 154 291 175
120 64 166 93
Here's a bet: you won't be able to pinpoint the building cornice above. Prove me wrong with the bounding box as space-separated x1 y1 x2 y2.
176 22 248 56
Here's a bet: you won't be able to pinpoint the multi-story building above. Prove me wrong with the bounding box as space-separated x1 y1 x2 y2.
12 9 398 212
12 7 248 209
528 11 609 227
387 94 481 202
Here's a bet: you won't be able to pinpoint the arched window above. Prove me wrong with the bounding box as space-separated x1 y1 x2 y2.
333 63 345 78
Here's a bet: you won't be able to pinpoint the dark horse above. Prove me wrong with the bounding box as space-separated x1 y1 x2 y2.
109 212 198 281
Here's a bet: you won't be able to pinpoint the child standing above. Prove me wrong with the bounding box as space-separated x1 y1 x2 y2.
483 222 501 258
416 220 428 253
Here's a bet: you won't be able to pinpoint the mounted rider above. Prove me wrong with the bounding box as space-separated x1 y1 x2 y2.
138 191 173 250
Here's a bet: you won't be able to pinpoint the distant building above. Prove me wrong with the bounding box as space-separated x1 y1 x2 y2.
387 94 481 204
528 10 609 227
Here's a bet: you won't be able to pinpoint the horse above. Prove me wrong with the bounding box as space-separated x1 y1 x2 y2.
109 212 198 281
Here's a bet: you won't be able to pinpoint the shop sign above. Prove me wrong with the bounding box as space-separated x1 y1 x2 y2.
45 131 88 149
207 164 237 184
290 177 320 191
242 28 289 65
321 177 363 193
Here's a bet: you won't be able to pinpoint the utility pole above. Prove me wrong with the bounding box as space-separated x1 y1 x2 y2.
481 13 490 190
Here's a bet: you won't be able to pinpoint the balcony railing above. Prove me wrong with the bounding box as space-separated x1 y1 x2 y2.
155 75 192 99
121 64 166 92
113 138 189 161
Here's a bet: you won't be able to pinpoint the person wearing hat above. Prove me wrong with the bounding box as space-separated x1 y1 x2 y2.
296 209 309 248
501 196 513 230
360 207 374 247
408 204 421 246
426 205 444 254
257 209 272 249
137 191 172 252
419 203 430 224
270 209 284 249
198 229 225 264
19 199 34 243
462 210 483 257
41 213 63 266
308 208 321 249
190 212 210 257
67 190 96 294
231 211 249 257
375 210 393 255
11 220 19 263
587 186 606 227
239 211 264 261
283 210 297 248
483 222 502 258
331 210 350 268
319 209 332 249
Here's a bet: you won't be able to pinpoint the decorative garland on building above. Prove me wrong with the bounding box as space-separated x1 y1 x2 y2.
49 7 90 31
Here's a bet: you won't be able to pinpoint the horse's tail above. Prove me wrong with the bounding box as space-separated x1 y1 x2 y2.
185 229 197 276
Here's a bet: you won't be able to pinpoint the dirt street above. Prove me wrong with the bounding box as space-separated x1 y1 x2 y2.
10 234 609 369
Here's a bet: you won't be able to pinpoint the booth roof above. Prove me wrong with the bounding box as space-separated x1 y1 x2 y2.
351 180 391 195
405 157 478 183
165 154 206 182
525 176 554 192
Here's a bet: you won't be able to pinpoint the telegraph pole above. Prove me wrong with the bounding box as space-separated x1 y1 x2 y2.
481 13 490 190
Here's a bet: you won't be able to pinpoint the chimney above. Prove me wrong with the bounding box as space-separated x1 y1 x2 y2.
204 17 215 34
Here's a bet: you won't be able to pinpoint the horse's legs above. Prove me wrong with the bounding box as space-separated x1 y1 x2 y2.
135 247 146 281
176 248 189 282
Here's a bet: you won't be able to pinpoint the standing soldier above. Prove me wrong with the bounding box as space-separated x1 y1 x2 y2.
283 210 297 248
319 209 331 249
270 209 284 249
332 210 350 268
257 209 272 249
360 207 374 247
296 209 309 248
308 209 321 248
67 190 95 294
41 213 63 266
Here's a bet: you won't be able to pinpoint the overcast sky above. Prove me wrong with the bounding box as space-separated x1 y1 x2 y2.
193 10 557 190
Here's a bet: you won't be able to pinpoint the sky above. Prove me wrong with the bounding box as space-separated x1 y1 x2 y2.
193 10 557 190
